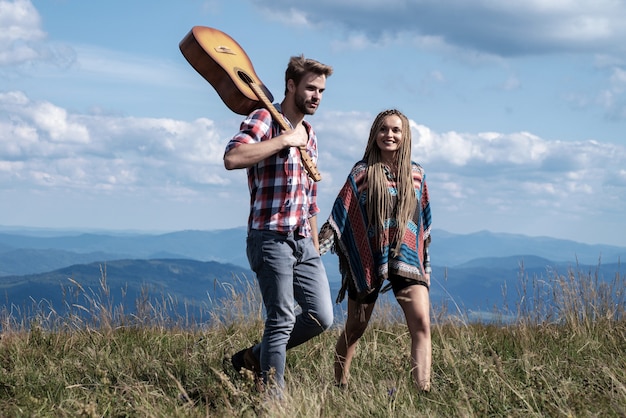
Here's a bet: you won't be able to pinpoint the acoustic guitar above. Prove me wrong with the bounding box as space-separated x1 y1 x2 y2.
179 26 322 182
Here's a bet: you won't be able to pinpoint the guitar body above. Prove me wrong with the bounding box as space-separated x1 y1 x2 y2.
179 26 274 115
179 26 322 182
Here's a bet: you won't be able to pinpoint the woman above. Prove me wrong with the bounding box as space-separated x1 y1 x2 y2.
319 109 432 392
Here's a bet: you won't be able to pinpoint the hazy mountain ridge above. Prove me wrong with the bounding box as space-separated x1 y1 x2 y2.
430 230 624 266
1 227 623 275
0 227 250 275
430 259 623 314
455 254 558 269
1 256 620 323
0 230 237 260
0 248 130 276
0 227 623 321
0 258 256 320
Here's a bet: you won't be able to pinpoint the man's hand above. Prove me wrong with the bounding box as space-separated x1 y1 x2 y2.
280 124 308 148
224 124 309 170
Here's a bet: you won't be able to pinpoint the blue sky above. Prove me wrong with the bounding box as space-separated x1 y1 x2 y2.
1 0 625 246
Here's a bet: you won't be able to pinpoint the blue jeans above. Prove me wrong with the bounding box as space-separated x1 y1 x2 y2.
246 229 334 388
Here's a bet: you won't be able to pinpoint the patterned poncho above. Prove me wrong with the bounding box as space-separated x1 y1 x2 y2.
320 160 431 304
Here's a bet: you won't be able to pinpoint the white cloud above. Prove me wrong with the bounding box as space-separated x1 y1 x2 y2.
313 112 626 216
256 6 312 28
0 0 44 43
411 123 626 178
0 91 231 194
32 101 90 144
1 91 625 242
250 0 626 124
256 0 626 56
0 0 46 65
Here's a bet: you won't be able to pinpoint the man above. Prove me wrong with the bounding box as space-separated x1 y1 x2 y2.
224 55 334 391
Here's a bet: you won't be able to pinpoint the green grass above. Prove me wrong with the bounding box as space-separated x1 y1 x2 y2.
0 266 624 417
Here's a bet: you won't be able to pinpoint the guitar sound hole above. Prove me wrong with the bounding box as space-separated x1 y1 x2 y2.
235 68 274 103
237 70 253 84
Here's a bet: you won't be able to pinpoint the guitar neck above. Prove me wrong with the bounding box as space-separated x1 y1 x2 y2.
248 82 289 131
248 82 322 182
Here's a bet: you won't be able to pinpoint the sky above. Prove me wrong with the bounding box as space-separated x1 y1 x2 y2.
1 0 626 246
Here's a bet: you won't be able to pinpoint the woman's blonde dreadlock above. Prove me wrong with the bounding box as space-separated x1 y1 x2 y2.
362 109 417 256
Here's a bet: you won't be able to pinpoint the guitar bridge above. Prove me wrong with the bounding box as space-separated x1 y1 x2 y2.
214 45 236 55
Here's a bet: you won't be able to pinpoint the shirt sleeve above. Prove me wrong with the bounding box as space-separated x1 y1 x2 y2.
224 108 273 156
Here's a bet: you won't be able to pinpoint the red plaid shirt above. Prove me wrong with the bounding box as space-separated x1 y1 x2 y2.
224 107 319 237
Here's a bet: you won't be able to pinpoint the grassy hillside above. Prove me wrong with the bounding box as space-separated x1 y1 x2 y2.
0 259 258 322
0 266 624 417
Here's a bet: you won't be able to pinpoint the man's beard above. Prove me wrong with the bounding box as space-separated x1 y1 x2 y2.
295 94 316 115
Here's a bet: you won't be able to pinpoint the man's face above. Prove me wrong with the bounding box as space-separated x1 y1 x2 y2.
292 73 327 115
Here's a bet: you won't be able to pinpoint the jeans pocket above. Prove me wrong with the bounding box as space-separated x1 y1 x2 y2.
247 230 291 274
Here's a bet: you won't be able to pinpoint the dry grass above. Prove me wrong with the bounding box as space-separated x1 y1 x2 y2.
0 264 624 417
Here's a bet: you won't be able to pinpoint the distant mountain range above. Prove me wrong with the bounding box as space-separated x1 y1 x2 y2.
0 227 623 323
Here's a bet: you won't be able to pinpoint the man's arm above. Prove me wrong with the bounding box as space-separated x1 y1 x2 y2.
309 215 320 254
224 126 309 170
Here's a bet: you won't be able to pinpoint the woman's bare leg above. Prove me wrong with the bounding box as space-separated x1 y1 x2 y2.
334 298 375 386
395 284 431 391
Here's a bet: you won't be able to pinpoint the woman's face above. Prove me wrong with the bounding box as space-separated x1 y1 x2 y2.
375 114 403 160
